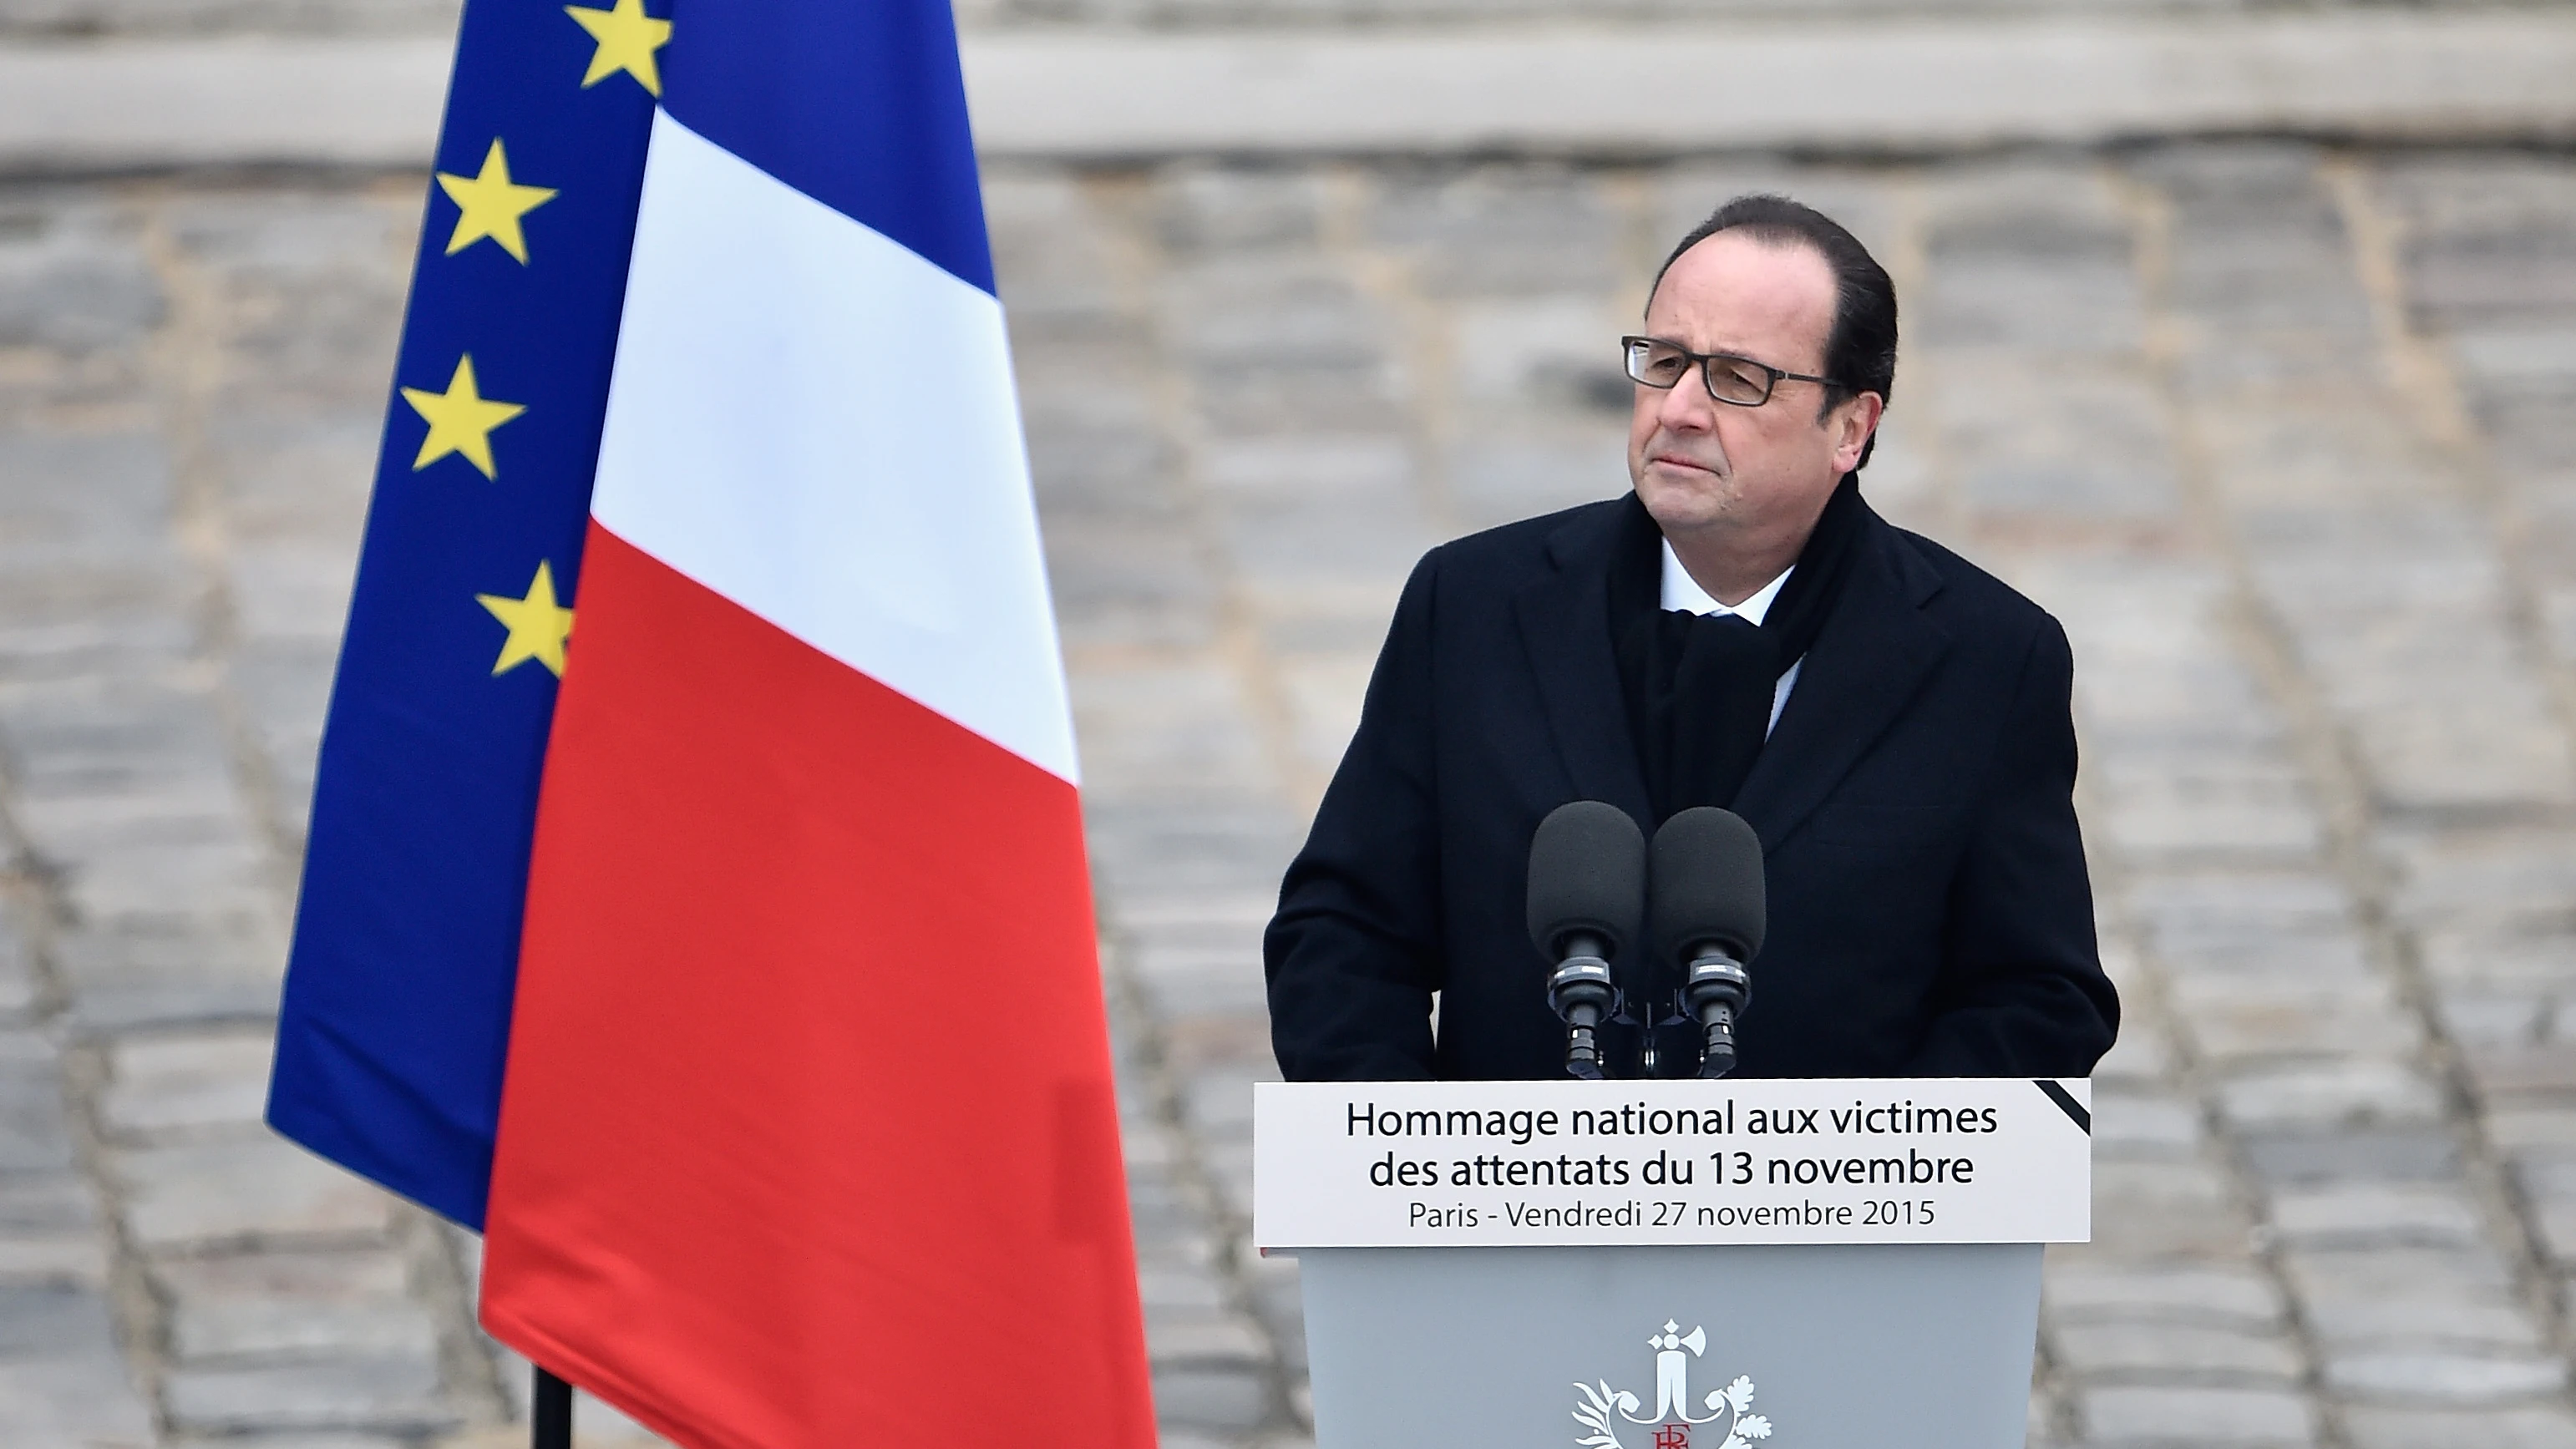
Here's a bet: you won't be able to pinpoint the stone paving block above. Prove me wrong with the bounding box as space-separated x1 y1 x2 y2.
2092 782 2322 862
2089 1160 2251 1257
2080 1383 2315 1446
1147 1307 1272 1365
2462 1045 2576 1107
1442 435 1628 532
1243 1250 1304 1374
2416 929 2576 998
1199 1138 1255 1220
2322 1348 2569 1406
2488 1108 2576 1152
0 1229 112 1285
174 1436 409 1449
1071 663 1277 798
1153 1363 1273 1433
2286 1248 2543 1352
0 1354 154 1447
1362 165 1623 299
165 1354 454 1435
2213 1060 2444 1132
0 1279 122 1355
117 1137 394 1249
48 916 288 1031
2508 1154 2576 1263
203 413 378 534
2267 1183 2486 1249
1128 955 1267 1022
2089 1011 2174 1084
2121 868 2354 940
1164 256 1391 367
2044 1264 2284 1330
2170 977 2420 1061
1218 491 1438 595
156 1248 438 1361
2437 989 2557 1048
1154 164 1327 256
1140 1261 1231 1314
2386 830 2576 933
1447 294 1629 417
2091 1088 2202 1158
0 205 164 353
2051 1320 2302 1382
1918 233 2144 355
1159 1013 1273 1083
0 1035 77 1176
2344 1404 2576 1449
101 1027 274 1137
2237 1130 2459 1186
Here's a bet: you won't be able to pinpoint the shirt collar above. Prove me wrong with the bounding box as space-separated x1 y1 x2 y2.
1660 539 1794 624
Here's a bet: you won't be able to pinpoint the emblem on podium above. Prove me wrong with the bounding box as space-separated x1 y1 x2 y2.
1572 1320 1774 1449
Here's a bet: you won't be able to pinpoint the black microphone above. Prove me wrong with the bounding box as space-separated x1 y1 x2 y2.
1647 807 1767 1079
1525 801 1645 1081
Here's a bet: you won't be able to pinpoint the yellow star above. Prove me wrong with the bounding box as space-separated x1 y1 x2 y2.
400 356 525 479
477 561 575 677
565 0 671 95
435 139 557 264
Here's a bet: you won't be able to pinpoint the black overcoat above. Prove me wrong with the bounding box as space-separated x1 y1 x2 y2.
1264 494 2119 1081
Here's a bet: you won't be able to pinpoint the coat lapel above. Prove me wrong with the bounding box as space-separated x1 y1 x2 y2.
1511 505 1655 825
1732 511 1952 850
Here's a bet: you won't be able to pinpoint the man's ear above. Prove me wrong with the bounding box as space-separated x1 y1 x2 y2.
1832 393 1885 474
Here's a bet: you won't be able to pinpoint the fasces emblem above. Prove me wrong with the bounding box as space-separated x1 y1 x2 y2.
1571 1320 1774 1449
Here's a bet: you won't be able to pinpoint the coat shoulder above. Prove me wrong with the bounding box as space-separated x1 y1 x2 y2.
1890 524 2063 650
1422 497 1625 585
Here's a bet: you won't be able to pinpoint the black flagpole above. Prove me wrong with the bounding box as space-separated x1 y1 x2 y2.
534 1365 573 1449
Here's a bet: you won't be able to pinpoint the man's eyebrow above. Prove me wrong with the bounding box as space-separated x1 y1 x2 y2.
1643 336 1788 367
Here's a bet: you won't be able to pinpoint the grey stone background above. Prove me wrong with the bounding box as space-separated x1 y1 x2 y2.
3 0 2576 1446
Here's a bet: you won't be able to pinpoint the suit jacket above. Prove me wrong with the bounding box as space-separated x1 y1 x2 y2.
1264 494 2118 1081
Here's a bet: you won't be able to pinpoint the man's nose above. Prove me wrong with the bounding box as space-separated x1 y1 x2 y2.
1656 375 1718 432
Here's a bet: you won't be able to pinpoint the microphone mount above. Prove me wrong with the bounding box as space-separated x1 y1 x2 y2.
1545 929 1620 1081
1681 944 1751 1079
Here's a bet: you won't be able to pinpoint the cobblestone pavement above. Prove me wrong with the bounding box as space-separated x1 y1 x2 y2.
2 144 2574 1447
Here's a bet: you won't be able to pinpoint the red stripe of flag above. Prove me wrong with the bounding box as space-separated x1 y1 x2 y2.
483 523 1152 1449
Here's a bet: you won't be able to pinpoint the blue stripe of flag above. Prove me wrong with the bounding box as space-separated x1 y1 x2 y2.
267 0 656 1229
270 0 991 1231
661 0 995 295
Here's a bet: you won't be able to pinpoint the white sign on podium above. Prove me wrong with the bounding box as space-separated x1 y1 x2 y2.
1258 1077 2093 1449
1255 1077 2091 1249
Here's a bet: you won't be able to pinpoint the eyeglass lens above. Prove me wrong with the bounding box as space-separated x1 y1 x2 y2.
1625 340 1771 405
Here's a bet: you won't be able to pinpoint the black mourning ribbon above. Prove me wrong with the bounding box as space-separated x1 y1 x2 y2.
1608 474 1866 825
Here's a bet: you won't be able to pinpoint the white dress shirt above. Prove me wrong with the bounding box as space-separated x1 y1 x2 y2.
1659 540 1801 737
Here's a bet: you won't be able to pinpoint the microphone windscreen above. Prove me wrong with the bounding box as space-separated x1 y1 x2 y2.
1525 801 1646 960
1648 807 1767 965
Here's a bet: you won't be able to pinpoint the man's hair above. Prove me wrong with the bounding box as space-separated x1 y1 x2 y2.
1651 194 1897 469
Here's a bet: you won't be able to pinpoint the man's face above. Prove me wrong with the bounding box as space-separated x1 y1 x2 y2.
1627 231 1879 549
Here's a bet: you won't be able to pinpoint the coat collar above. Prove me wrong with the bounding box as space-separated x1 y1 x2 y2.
1510 494 1951 849
1511 502 1656 826
1729 509 1951 849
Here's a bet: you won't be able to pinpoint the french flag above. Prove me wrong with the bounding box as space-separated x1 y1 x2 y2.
266 0 1155 1441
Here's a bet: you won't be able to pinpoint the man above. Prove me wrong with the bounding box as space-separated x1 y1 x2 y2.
1264 195 2118 1082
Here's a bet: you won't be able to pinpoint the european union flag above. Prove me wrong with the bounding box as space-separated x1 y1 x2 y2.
266 0 667 1229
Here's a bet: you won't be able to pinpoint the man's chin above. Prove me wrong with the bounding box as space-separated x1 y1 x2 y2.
1633 472 1734 529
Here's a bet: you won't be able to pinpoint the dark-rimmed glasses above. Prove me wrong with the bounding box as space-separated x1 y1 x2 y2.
1621 336 1843 408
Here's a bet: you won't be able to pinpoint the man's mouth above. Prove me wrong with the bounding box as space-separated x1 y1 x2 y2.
1651 452 1722 477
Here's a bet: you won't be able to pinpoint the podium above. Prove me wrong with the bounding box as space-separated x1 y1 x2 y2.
1255 1079 2091 1449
